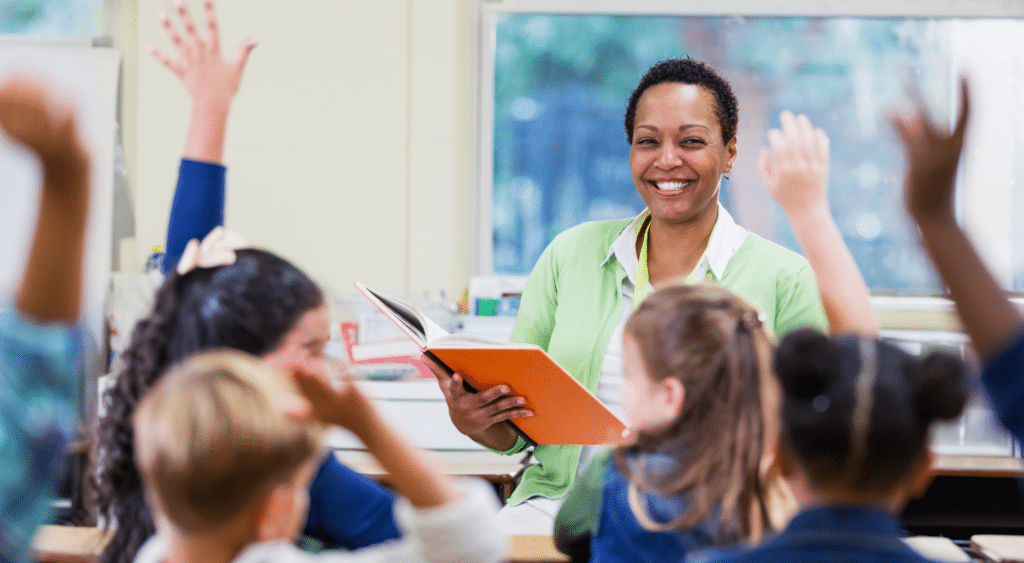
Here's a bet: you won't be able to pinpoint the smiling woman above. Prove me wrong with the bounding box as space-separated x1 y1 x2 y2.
429 58 830 536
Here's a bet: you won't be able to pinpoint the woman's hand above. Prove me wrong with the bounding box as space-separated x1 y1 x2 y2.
150 0 257 111
892 78 970 224
423 356 532 450
759 111 831 218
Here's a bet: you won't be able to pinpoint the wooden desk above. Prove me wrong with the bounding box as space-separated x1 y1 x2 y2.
334 448 528 500
931 454 1024 479
510 535 568 563
33 525 110 563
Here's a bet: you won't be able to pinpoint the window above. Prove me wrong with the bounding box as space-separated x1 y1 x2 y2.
483 7 1024 295
0 0 103 37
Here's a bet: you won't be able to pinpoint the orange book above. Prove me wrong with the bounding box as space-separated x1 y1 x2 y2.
355 282 626 446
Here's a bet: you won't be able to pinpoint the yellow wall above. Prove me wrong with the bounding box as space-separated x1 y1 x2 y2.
119 0 473 298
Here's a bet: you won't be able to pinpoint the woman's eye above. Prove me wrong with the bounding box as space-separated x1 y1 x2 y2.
635 137 657 145
681 138 706 147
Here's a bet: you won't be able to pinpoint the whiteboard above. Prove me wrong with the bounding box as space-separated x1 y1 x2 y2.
0 39 119 420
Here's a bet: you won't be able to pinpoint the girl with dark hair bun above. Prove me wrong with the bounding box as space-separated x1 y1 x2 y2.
691 330 968 563
93 4 401 563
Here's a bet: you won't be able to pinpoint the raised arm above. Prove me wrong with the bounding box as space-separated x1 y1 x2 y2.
0 77 90 322
151 0 256 272
893 80 1022 356
291 370 459 509
760 111 877 336
0 75 87 563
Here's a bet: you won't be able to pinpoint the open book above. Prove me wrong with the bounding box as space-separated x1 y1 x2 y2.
355 282 626 446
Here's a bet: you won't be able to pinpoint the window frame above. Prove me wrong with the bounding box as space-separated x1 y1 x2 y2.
474 0 1024 328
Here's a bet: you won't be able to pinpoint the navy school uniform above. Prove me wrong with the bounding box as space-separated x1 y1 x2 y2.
689 505 938 563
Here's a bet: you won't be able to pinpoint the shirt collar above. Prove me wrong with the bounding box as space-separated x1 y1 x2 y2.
603 203 747 283
786 504 905 537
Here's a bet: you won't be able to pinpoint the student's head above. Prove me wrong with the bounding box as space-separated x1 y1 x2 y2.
134 350 325 546
95 248 326 563
618 283 776 543
624 58 739 226
774 330 968 506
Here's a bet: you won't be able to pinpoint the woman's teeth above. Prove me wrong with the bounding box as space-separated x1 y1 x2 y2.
655 181 690 191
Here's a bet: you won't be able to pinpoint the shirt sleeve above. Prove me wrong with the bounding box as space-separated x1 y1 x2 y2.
301 479 507 563
981 329 1024 444
0 307 81 563
164 158 226 274
303 454 402 549
773 263 829 338
553 447 610 562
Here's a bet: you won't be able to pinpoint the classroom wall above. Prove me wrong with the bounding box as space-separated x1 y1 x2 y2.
121 0 474 300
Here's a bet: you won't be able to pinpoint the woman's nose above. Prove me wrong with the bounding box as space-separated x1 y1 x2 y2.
655 144 682 169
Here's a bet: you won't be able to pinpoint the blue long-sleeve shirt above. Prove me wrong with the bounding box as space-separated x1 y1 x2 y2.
981 329 1024 444
164 158 401 548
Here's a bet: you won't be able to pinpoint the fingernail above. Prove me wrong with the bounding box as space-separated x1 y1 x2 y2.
500 386 508 393
516 398 525 405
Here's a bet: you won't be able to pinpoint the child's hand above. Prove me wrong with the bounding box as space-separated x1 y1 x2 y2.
759 111 831 217
287 363 376 434
149 0 257 110
892 78 970 223
0 76 87 179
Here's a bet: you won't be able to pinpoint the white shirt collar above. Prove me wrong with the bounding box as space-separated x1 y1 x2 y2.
604 203 747 284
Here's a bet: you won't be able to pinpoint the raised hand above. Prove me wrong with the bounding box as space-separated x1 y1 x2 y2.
150 0 257 110
759 110 831 217
0 76 90 322
760 110 876 336
892 78 970 223
0 76 87 179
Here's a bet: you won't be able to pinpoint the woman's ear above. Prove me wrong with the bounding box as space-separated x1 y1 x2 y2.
723 136 738 173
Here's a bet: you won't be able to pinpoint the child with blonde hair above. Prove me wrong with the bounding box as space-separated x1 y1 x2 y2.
132 350 506 563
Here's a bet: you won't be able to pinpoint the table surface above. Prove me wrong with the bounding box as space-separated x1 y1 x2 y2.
333 448 528 484
32 526 567 563
931 454 1024 478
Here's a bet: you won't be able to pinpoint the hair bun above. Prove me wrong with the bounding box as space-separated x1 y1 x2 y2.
910 350 969 421
774 329 838 399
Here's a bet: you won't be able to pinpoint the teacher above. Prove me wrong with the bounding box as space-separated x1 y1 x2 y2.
433 58 828 534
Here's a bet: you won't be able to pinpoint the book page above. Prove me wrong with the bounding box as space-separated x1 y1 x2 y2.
356 283 451 348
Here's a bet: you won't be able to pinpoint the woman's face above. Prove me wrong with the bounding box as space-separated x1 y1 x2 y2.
262 304 331 379
629 82 737 225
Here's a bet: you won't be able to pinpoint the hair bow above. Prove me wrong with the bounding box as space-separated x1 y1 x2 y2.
176 226 250 276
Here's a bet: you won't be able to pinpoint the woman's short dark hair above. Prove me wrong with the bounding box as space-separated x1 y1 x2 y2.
624 58 739 144
774 330 969 493
94 248 324 563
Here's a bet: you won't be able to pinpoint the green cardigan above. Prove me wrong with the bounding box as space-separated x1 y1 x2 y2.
501 217 828 505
